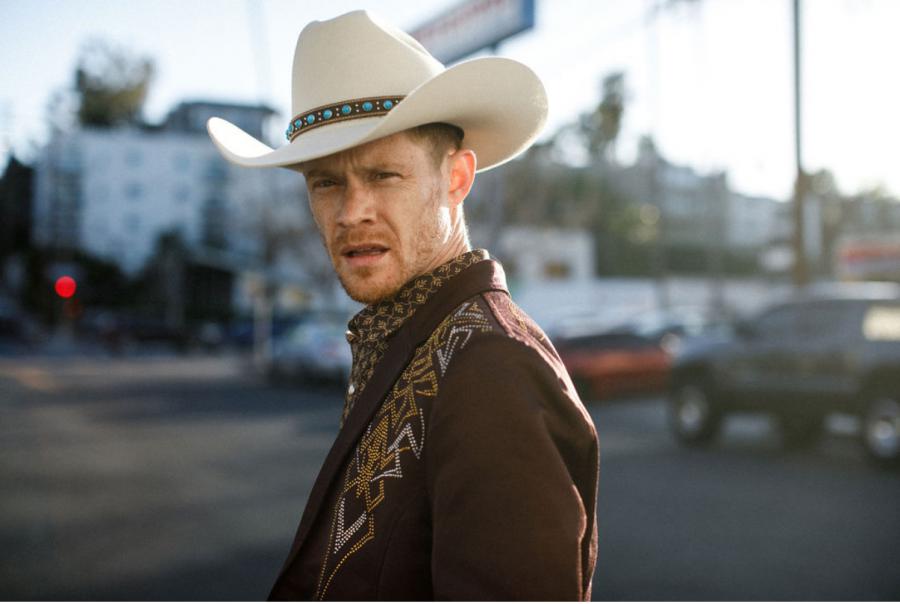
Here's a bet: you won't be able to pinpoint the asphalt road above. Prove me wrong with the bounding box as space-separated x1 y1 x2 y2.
1 353 898 600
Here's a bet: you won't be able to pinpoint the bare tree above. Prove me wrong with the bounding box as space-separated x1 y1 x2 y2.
73 39 155 128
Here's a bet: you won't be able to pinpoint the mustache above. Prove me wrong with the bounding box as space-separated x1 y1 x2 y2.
332 229 393 251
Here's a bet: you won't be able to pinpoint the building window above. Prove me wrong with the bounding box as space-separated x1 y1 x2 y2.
124 214 141 233
544 261 571 279
174 185 190 203
108 238 124 256
88 219 107 237
202 197 227 249
204 159 228 182
59 145 81 171
125 148 142 167
125 182 142 200
173 153 190 172
91 184 109 204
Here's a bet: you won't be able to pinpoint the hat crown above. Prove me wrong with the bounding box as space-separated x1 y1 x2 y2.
291 11 444 117
208 10 547 173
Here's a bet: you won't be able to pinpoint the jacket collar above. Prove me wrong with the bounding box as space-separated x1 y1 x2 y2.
346 248 489 346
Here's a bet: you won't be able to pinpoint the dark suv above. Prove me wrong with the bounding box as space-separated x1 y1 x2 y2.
667 283 900 466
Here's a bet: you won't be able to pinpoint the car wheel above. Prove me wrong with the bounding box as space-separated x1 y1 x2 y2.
778 414 824 449
669 380 721 446
862 393 900 467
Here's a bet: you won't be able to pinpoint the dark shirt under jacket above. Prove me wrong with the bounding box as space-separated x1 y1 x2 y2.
269 251 599 601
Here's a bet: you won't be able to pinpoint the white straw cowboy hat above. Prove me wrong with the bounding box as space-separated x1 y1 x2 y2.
207 10 547 173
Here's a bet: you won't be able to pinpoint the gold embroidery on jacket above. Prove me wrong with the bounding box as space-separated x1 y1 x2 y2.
315 300 493 599
341 250 488 424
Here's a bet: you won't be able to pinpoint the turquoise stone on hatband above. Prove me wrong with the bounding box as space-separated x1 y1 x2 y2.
286 96 405 141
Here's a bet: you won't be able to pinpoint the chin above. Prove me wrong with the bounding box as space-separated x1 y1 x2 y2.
340 272 403 305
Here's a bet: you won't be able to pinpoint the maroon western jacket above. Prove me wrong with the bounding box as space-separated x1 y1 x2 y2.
269 256 599 600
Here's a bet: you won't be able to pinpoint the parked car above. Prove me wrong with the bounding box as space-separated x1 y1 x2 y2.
555 306 724 402
0 296 38 354
227 314 315 350
609 306 730 355
557 329 669 401
667 282 900 466
267 313 352 384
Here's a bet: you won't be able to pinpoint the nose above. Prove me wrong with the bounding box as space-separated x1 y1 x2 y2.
337 180 376 228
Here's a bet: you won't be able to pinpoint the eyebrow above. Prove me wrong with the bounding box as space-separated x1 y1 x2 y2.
304 160 405 178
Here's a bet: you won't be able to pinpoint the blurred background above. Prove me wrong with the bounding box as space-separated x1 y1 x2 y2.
1 0 899 600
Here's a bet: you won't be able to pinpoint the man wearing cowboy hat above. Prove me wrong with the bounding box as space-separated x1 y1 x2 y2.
208 10 598 601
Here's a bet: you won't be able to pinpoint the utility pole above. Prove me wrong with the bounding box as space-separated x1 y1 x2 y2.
791 0 809 287
646 0 670 310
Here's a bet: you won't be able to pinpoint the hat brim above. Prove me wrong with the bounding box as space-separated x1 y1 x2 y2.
207 57 547 173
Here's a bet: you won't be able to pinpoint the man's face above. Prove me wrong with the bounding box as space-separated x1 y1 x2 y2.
302 132 458 304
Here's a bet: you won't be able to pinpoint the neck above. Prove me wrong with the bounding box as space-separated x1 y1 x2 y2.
421 229 470 276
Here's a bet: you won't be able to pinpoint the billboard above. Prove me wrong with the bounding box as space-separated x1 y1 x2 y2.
410 0 536 65
836 236 900 281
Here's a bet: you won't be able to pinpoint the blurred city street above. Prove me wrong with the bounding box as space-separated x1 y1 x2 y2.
2 0 900 599
2 352 898 600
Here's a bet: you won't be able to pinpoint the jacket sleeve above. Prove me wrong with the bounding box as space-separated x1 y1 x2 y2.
425 332 597 601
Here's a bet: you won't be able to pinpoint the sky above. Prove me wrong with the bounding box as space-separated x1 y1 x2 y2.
1 0 897 201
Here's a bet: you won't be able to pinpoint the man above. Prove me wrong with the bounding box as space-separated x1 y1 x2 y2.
208 10 599 600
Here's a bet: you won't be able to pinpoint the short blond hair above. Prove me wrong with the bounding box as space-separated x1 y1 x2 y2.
405 122 465 168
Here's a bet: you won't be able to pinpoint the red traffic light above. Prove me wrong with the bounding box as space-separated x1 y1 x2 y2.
55 276 77 299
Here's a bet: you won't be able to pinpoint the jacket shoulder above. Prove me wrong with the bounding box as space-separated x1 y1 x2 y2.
477 290 563 366
435 291 585 413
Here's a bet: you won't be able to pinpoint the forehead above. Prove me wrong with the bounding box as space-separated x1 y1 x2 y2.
300 131 430 174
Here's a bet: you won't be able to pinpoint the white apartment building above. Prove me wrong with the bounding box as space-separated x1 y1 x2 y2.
32 102 310 277
620 143 783 254
727 192 782 251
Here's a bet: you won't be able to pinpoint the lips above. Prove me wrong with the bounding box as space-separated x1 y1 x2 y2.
341 244 389 258
338 243 391 270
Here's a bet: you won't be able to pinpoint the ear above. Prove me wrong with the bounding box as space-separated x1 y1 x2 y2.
446 148 477 209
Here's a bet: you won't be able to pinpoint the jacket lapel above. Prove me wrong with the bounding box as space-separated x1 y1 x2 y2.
272 260 507 586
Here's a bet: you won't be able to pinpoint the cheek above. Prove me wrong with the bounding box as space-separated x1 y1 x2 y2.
309 202 334 236
412 205 449 252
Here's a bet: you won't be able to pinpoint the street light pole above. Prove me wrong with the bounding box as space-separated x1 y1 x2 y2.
791 0 809 287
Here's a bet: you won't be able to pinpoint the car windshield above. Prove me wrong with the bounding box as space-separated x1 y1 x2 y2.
612 308 718 339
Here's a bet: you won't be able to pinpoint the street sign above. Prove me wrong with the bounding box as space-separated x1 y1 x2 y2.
410 0 536 65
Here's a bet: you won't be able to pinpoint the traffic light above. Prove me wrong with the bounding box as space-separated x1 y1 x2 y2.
54 275 77 299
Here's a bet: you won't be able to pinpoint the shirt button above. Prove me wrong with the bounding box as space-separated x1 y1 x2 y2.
348 383 356 396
